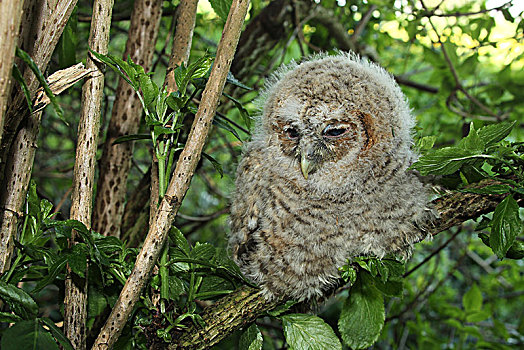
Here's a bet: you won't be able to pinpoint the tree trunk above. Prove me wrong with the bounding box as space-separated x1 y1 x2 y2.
63 0 113 348
0 0 78 274
92 0 162 238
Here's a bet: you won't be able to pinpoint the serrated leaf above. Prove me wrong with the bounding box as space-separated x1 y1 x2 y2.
170 227 190 255
0 280 38 320
1 320 59 350
459 184 512 195
416 135 437 152
190 243 216 261
477 121 516 147
209 0 233 21
463 283 482 313
490 195 522 259
67 244 88 278
338 274 385 349
374 279 404 297
239 324 263 350
282 314 342 350
457 124 485 153
412 146 481 176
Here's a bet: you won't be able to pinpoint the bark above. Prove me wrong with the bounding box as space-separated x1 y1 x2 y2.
92 1 251 348
169 179 508 349
63 0 113 348
92 0 162 238
0 0 24 145
0 0 78 274
164 0 199 93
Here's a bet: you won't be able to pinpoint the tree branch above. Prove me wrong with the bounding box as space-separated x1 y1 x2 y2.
92 1 251 348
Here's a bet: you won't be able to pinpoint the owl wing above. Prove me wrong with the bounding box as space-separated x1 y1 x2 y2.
229 146 265 264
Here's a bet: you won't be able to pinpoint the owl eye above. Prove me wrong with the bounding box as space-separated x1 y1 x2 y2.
285 127 299 140
323 125 349 138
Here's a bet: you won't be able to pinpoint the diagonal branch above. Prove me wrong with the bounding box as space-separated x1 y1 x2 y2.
92 0 251 348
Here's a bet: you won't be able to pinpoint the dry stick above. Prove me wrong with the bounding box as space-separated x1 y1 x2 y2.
0 0 23 145
63 1 113 349
92 0 162 238
92 0 251 348
170 179 507 349
0 0 78 275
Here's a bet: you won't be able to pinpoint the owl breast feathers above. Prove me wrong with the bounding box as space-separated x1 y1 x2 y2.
229 52 432 301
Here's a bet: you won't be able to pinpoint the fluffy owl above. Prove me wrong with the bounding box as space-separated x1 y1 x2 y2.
229 52 432 301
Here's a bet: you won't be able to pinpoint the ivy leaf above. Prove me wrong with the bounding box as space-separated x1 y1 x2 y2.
0 281 38 320
462 283 482 313
281 314 342 350
209 0 233 21
338 274 385 349
239 324 263 350
1 320 59 350
490 195 522 259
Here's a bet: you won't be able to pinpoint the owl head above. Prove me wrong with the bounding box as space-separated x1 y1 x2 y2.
251 52 417 197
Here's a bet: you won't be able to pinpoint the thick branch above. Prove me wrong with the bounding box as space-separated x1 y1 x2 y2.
92 1 251 348
63 0 113 348
171 179 507 349
92 0 162 238
0 0 23 146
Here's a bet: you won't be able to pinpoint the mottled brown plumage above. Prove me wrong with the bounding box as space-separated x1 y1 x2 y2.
229 52 432 301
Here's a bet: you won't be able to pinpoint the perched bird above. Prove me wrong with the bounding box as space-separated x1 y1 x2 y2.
229 52 432 301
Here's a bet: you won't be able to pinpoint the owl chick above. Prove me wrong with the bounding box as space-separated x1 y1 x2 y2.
229 52 432 301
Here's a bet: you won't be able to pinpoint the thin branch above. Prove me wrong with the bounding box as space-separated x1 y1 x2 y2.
92 1 251 348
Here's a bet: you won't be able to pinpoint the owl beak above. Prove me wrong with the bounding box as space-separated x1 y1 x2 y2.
300 154 313 180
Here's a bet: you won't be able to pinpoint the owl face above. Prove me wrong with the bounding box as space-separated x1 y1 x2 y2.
253 54 413 192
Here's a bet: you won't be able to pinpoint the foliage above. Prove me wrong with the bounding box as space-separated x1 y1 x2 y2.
2 0 523 349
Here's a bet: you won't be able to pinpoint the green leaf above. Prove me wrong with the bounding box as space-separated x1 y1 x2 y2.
374 279 404 298
459 184 512 195
0 280 38 320
67 244 88 278
281 314 342 350
213 117 242 141
170 227 190 256
338 274 385 349
112 133 151 145
1 320 59 350
415 135 437 153
16 47 65 124
226 71 252 90
139 73 159 108
267 300 298 317
223 92 251 130
477 121 516 147
338 263 357 285
40 317 74 350
466 309 491 323
490 195 522 259
412 146 481 176
457 123 485 153
32 255 68 293
0 311 23 323
88 287 108 319
190 242 216 261
12 63 32 113
202 152 224 177
209 0 233 21
57 12 77 69
89 50 137 90
462 283 482 313
239 324 263 350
